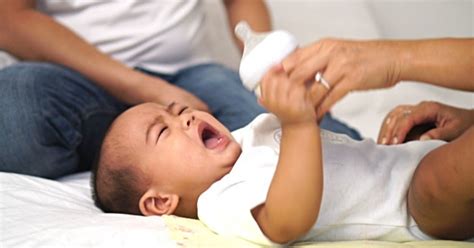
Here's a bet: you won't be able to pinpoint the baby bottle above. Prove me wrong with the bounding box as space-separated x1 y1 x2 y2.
235 21 298 95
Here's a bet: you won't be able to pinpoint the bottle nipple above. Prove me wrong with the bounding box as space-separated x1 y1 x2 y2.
235 21 298 93
235 22 270 58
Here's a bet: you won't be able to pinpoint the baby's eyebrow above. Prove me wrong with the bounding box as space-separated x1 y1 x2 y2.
166 102 176 114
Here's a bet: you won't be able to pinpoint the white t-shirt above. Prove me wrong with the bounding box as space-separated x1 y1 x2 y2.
36 0 212 74
197 114 445 245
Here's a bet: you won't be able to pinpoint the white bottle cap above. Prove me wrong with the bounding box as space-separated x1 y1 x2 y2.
235 21 298 92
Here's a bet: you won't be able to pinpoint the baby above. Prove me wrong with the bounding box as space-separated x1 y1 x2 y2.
92 65 473 245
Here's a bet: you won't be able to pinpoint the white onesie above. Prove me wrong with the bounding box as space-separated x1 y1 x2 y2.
197 114 445 245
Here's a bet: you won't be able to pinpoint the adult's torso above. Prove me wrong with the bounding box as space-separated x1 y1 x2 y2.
37 0 212 73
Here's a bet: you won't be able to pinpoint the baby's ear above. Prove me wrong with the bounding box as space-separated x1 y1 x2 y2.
139 189 179 216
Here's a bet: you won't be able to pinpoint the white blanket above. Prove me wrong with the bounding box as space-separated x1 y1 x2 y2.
0 172 174 247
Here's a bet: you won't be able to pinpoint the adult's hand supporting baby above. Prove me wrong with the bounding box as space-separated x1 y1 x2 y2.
282 39 403 119
378 101 474 145
139 75 210 113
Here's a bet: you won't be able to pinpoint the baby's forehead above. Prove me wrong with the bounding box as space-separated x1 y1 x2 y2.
132 103 166 114
115 103 166 129
125 103 165 118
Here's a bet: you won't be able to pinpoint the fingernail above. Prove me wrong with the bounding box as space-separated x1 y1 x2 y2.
420 135 431 141
381 137 387 145
386 118 391 125
273 63 284 72
392 137 398 144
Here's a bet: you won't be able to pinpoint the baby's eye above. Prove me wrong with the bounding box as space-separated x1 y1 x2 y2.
178 106 189 115
157 126 168 142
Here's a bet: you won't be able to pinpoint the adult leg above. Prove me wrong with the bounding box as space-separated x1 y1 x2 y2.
0 62 126 179
408 126 474 240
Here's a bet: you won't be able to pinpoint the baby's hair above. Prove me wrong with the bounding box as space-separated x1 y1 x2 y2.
91 124 150 215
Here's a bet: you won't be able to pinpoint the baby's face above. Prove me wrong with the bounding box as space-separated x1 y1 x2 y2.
115 102 241 196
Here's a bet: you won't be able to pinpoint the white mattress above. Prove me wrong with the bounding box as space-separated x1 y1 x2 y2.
0 172 175 247
1 172 473 247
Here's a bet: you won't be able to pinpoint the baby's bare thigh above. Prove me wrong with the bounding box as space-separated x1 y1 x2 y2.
408 127 474 240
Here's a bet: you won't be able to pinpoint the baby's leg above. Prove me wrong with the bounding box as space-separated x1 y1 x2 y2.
408 126 474 240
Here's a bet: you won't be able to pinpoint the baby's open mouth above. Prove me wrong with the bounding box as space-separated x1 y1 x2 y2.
199 122 223 149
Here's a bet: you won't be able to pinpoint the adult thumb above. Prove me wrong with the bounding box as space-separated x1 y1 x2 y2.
420 127 449 141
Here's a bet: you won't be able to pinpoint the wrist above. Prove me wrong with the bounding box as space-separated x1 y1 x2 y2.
126 71 169 104
390 40 411 86
397 40 432 84
281 120 318 133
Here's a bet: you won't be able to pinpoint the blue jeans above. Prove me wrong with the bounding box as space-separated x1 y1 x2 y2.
0 62 360 178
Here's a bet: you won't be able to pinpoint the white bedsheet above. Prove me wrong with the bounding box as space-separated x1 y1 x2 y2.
0 172 175 248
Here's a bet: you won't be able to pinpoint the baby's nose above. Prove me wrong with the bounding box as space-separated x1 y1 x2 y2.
184 115 196 128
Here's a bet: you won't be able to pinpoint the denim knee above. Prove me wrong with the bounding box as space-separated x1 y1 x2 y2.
0 62 125 178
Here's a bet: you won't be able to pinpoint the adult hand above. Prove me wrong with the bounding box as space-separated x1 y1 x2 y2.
378 101 474 145
136 75 210 113
154 81 210 112
283 39 403 119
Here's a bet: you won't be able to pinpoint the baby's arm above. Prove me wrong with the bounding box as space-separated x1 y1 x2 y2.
252 65 323 244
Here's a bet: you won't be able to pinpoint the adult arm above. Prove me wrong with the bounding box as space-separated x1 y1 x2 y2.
398 39 473 91
0 0 208 110
223 0 272 52
283 38 474 118
252 65 323 244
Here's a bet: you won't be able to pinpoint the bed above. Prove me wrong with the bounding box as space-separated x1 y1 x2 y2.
1 0 473 247
1 172 472 247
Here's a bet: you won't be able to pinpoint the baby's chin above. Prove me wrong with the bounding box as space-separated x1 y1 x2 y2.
225 140 242 165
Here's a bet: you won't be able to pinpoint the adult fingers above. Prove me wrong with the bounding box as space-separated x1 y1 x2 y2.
379 103 439 144
387 108 419 144
178 93 209 113
420 121 465 141
309 82 330 122
285 50 329 85
420 128 444 141
377 105 413 144
316 77 354 120
283 43 320 75
420 122 460 141
282 47 305 75
308 75 331 111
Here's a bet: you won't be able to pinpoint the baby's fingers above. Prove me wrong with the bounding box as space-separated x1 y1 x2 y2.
260 64 287 108
285 46 328 86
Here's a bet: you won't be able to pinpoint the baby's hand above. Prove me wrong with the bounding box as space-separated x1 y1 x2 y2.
259 64 316 126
